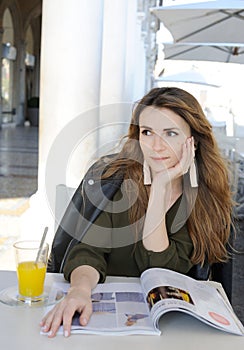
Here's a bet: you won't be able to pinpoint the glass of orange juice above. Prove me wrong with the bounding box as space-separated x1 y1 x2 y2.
13 240 49 304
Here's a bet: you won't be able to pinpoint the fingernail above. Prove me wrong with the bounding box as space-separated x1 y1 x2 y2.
82 317 87 325
64 330 69 338
48 330 53 337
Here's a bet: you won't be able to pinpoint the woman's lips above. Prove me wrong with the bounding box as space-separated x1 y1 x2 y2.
151 156 169 161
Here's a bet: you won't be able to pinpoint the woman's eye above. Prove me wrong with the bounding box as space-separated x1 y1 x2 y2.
166 130 178 137
141 129 152 136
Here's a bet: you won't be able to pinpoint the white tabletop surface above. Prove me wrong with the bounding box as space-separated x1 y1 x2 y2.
0 270 243 350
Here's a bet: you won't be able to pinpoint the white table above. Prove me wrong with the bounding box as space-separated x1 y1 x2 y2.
0 270 243 350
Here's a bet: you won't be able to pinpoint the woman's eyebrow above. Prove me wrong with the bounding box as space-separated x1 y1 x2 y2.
139 125 181 131
139 125 153 130
163 127 181 131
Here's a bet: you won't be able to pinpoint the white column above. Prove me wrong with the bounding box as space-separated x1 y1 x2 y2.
98 0 146 156
133 10 147 101
21 0 104 241
39 0 104 186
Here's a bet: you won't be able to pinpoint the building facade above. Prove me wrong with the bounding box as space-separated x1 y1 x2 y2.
0 0 42 126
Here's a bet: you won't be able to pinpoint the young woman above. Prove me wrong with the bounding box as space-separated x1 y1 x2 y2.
41 87 233 337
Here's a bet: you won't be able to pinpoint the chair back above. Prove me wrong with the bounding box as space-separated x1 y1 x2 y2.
55 184 76 230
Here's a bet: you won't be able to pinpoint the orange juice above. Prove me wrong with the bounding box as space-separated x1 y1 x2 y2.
17 261 47 297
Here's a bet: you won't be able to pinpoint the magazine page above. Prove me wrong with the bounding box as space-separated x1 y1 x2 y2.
140 268 244 336
42 280 160 336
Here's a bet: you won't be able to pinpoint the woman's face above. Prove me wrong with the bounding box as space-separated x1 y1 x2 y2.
139 107 191 177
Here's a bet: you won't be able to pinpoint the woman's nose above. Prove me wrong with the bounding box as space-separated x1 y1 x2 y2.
152 134 167 151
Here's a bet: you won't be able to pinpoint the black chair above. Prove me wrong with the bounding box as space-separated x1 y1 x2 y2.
187 258 232 302
210 224 237 302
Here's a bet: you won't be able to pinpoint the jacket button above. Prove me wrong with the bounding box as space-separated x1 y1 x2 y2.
88 179 94 185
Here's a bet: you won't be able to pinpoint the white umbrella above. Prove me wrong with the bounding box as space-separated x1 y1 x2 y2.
162 42 244 63
151 0 244 63
155 66 220 87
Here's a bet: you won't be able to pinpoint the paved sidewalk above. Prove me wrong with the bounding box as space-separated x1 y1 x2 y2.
0 124 38 198
0 124 38 269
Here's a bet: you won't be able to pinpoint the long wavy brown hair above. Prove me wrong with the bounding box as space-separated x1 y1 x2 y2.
102 87 234 265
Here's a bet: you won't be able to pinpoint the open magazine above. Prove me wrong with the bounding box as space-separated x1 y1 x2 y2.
43 268 244 336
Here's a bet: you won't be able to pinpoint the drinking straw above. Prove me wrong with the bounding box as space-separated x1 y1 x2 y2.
35 226 48 264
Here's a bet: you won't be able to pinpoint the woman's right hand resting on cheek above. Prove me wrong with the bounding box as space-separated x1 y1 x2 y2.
40 265 100 338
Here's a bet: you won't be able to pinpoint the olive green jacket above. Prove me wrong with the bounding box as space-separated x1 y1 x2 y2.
63 189 194 282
